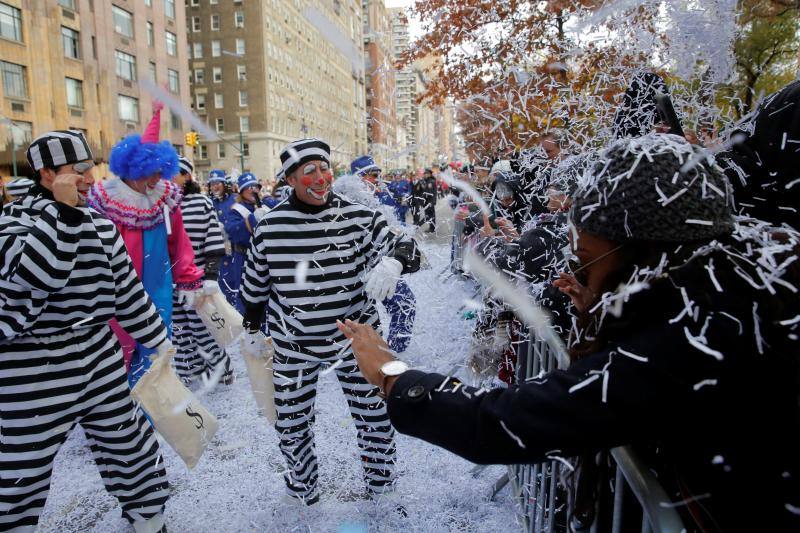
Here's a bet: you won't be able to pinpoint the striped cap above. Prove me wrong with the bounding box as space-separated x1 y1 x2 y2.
26 130 93 172
178 156 194 175
5 177 34 198
279 138 330 179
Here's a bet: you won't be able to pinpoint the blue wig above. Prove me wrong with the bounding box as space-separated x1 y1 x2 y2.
109 134 180 181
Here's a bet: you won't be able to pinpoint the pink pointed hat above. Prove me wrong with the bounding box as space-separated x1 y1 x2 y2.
142 100 164 143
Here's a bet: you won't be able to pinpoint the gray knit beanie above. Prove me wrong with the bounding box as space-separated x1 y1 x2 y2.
571 134 734 242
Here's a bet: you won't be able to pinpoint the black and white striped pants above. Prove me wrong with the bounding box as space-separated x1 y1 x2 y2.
0 326 169 531
273 343 396 502
171 298 233 384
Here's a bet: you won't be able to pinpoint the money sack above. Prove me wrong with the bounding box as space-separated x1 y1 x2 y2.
241 336 277 424
131 349 219 469
196 288 243 348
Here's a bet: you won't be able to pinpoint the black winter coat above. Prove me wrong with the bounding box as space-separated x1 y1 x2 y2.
387 250 800 531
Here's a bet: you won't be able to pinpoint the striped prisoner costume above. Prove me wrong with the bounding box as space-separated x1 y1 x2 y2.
241 191 419 502
171 193 233 384
0 187 169 530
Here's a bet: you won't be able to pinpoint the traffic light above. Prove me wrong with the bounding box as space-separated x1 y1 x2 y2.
184 131 199 147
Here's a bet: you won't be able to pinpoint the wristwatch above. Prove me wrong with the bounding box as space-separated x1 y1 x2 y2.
378 360 410 398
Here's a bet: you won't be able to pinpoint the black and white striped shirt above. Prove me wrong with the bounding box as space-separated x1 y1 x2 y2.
180 193 225 271
0 190 167 346
241 193 412 356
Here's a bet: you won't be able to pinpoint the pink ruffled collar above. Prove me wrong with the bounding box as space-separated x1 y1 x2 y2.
88 178 183 230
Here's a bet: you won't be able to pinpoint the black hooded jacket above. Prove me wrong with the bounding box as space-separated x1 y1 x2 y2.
387 246 800 531
718 80 800 229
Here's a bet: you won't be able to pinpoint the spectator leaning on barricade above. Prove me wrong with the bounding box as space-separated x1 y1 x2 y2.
338 133 800 532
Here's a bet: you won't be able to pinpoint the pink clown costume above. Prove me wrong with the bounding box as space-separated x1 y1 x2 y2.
88 103 203 387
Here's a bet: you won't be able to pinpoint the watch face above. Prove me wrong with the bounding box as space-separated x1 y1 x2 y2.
381 360 409 376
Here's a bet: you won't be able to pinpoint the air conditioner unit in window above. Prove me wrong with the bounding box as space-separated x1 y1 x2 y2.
62 9 75 19
10 102 25 112
70 109 83 117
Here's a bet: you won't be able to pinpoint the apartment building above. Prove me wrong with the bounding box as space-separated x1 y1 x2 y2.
186 0 367 180
0 0 191 181
362 0 396 170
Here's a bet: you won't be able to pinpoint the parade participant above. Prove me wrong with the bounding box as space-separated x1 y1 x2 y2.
240 138 421 505
3 177 34 203
349 156 417 353
171 157 234 384
208 169 235 225
0 130 170 532
87 103 204 387
387 171 412 224
222 172 261 313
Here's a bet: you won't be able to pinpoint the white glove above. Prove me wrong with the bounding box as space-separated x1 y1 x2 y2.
253 206 270 221
176 289 198 308
364 256 403 302
201 279 220 296
240 330 270 359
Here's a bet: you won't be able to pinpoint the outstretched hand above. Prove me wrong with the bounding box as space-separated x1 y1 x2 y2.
553 272 596 313
336 319 396 391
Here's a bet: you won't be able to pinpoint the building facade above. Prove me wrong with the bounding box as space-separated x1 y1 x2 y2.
186 0 367 181
362 0 396 171
0 0 191 181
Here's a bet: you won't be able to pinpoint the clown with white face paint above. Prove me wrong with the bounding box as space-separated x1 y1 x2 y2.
240 138 421 505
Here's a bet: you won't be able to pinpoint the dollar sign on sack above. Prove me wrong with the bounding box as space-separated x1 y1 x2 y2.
186 405 205 429
210 312 225 330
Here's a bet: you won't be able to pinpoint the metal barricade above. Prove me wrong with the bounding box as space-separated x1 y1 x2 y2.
504 328 685 533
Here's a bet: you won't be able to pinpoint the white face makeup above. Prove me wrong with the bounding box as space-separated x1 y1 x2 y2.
300 161 332 201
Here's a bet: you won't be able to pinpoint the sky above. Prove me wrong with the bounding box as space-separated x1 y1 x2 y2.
385 0 423 39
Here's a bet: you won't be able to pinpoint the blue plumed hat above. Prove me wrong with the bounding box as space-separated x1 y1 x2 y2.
238 172 259 191
109 102 179 181
350 155 381 176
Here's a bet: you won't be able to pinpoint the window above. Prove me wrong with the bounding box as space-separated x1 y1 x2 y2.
146 22 154 46
211 40 221 57
216 118 224 133
190 0 199 6
118 94 139 122
115 50 136 80
238 90 247 107
210 0 218 4
165 32 177 56
234 11 244 28
144 0 152 6
168 69 179 94
65 77 83 108
217 143 226 158
149 62 157 82
239 116 249 132
210 14 220 31
61 27 80 59
193 68 204 84
191 16 200 32
8 120 32 145
59 0 76 9
199 144 208 159
170 112 181 130
0 3 22 42
214 93 223 108
242 142 250 157
112 6 133 38
164 0 175 19
192 43 202 59
195 93 206 110
237 65 246 81
0 61 27 98
235 38 245 55
212 67 222 83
